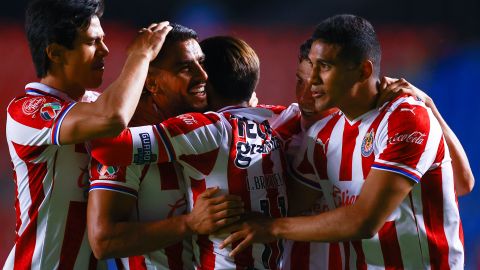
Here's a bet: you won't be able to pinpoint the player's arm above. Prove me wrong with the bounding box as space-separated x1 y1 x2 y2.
91 113 225 166
58 22 172 145
379 77 474 195
220 169 413 256
88 186 244 259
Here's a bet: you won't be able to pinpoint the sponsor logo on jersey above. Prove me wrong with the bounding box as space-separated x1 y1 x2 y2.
177 114 198 125
97 164 119 179
332 185 359 207
388 131 426 145
40 102 62 121
22 97 46 115
315 137 329 154
134 132 157 164
361 128 375 157
234 118 283 168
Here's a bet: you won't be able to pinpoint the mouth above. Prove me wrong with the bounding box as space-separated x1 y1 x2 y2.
92 60 105 71
188 83 207 98
311 90 325 99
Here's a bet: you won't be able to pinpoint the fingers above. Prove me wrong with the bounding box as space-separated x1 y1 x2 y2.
219 231 252 257
198 186 221 199
150 21 170 31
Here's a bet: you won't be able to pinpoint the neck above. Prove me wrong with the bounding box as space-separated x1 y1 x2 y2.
40 75 85 101
339 79 379 120
209 98 249 112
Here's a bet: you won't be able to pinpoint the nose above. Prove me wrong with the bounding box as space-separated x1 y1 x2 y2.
98 40 109 57
195 63 208 82
308 65 321 86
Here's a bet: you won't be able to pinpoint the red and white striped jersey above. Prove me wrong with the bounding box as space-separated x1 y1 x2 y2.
293 95 464 269
89 157 195 270
90 106 289 270
271 104 337 270
4 82 106 270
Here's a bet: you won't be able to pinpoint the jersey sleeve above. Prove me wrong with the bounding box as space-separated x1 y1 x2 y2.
6 95 76 147
89 158 141 198
372 100 443 183
90 112 225 166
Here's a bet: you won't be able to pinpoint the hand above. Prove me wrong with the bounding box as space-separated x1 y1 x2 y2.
377 77 432 108
218 212 277 257
186 187 244 235
127 21 172 61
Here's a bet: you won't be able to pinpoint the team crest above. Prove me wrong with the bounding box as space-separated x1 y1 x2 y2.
22 97 46 115
97 164 119 179
361 128 375 157
40 102 62 121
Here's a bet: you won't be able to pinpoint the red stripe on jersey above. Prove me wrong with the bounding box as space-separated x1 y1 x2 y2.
328 243 342 270
351 241 367 270
158 163 179 190
256 104 287 114
128 255 147 269
291 241 310 270
138 164 150 183
433 136 445 165
165 242 184 270
91 129 134 166
12 142 48 162
421 168 450 269
190 178 216 270
14 160 48 269
228 118 254 268
58 201 87 269
379 104 430 169
162 112 221 137
378 221 404 269
343 242 350 270
179 148 220 175
339 120 360 181
274 112 301 142
262 144 281 269
314 113 341 179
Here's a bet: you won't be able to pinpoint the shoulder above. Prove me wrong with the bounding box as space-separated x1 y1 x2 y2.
161 112 223 136
7 94 69 129
256 104 288 115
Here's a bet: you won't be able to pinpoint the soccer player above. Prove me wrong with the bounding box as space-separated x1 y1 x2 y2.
87 24 244 269
4 0 171 268
90 36 288 270
219 14 469 269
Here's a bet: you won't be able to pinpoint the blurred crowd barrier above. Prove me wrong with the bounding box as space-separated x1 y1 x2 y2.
1 21 478 269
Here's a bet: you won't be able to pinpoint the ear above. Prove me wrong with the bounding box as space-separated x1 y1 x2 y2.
145 72 158 94
45 43 66 64
359 60 374 82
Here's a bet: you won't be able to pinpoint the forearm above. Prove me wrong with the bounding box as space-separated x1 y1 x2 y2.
90 214 192 259
94 53 151 128
427 99 474 195
274 205 370 242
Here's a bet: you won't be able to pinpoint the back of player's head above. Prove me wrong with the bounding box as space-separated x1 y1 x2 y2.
151 23 198 66
25 0 105 78
298 38 313 62
312 14 381 77
200 36 260 103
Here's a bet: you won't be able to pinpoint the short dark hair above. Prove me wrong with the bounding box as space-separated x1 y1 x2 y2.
25 0 104 78
150 23 198 67
200 36 260 102
312 14 381 77
298 38 313 62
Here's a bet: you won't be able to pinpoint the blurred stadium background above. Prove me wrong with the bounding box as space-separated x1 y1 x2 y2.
1 0 479 268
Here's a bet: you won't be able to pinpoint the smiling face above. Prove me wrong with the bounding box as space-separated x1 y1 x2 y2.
308 39 359 112
62 16 109 91
147 39 208 114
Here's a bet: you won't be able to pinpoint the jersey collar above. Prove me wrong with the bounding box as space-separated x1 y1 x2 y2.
25 82 76 103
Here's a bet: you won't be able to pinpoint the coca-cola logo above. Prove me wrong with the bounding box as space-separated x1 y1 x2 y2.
177 114 198 125
388 131 426 145
22 97 45 115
